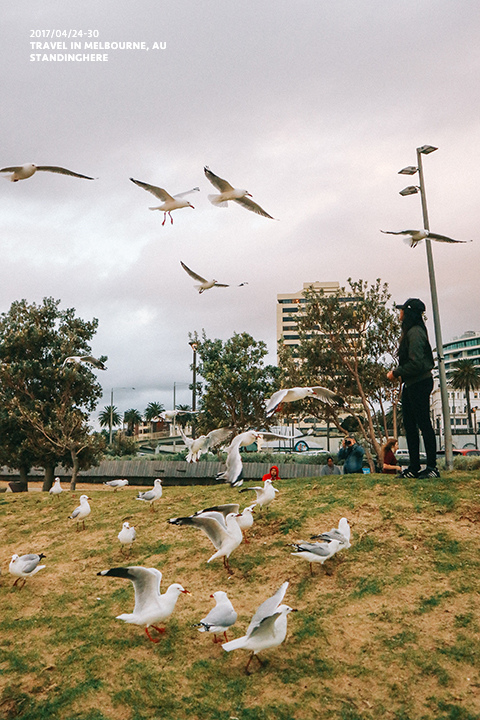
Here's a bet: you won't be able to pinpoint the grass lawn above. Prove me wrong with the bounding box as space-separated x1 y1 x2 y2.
0 471 479 720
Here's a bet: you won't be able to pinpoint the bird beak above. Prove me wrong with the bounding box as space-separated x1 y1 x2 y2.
209 594 214 599
182 589 192 595
190 205 195 209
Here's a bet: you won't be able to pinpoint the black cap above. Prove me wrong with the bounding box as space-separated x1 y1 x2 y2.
395 298 426 314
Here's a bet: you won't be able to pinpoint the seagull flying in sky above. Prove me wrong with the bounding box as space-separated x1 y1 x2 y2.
130 177 199 225
98 566 190 642
180 260 247 293
179 426 232 463
265 386 343 417
62 355 106 370
222 581 295 673
380 229 472 248
0 163 94 182
9 553 46 589
204 166 275 219
216 429 292 487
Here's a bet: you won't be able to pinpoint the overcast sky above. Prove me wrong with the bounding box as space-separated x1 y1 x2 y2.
2 0 479 424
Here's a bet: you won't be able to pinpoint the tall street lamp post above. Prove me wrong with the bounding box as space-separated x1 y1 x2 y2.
189 341 198 439
398 145 453 470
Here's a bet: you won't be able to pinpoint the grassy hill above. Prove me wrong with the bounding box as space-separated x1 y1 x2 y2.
0 472 479 720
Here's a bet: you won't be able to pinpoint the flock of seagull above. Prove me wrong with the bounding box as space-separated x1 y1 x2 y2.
7 468 351 673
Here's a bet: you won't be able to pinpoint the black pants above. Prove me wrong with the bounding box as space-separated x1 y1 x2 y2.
401 376 437 471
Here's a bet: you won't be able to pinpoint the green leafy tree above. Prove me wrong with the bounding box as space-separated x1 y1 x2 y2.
123 408 143 436
0 297 105 490
175 404 193 430
279 279 400 468
449 359 480 432
190 330 280 432
144 402 165 434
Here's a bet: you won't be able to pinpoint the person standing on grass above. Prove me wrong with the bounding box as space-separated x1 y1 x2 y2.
338 436 364 474
381 438 402 474
387 298 439 479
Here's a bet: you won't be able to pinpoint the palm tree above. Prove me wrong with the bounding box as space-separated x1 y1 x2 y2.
144 402 165 434
449 359 480 432
99 405 121 430
175 404 193 430
123 408 143 437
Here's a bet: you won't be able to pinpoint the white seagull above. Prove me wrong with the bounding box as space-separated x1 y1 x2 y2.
216 429 292 487
179 426 232 463
9 553 46 588
104 478 129 491
49 477 63 498
235 504 256 544
290 538 341 575
0 163 95 182
239 479 278 510
222 581 295 673
168 510 243 574
118 522 137 555
265 386 343 417
204 166 275 219
311 517 351 548
136 478 163 512
68 494 91 531
130 177 199 225
180 260 248 294
63 355 106 370
381 229 472 248
195 591 238 643
98 566 190 642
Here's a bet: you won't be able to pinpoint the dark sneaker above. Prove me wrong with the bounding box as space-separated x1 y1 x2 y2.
398 468 418 478
417 466 440 479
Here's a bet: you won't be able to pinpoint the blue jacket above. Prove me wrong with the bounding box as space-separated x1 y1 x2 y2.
338 443 364 474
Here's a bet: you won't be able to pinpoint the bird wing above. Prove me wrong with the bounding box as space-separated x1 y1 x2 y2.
233 195 275 219
428 232 470 244
310 386 343 405
0 165 21 172
247 611 281 640
218 443 244 487
204 166 234 192
169 513 230 549
174 187 200 198
246 581 289 635
70 505 82 518
206 427 233 449
180 261 207 283
130 177 173 202
292 541 336 557
213 282 230 288
202 600 237 628
98 566 162 615
82 356 106 369
380 229 418 236
137 489 155 501
19 555 41 573
179 427 194 449
36 166 94 179
195 503 240 517
265 389 289 416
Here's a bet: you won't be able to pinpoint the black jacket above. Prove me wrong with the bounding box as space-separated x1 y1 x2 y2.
392 325 434 386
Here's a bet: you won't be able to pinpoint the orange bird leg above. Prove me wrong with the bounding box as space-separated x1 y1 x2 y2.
145 627 161 643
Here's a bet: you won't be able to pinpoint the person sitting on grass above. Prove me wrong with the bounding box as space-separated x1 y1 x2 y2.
320 456 342 476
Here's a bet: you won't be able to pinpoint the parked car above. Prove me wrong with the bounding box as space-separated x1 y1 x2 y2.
437 448 480 457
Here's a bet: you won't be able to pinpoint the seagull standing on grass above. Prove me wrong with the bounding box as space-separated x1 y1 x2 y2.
265 386 343 417
130 177 199 225
118 522 137 555
311 517 351 548
136 478 163 512
68 495 91 531
222 581 296 674
49 477 63 498
195 591 238 643
235 504 256 544
290 539 341 575
204 166 276 219
168 511 243 574
0 163 95 182
104 479 129 491
180 261 248 294
9 553 46 588
98 566 190 643
380 228 472 248
239 479 278 510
